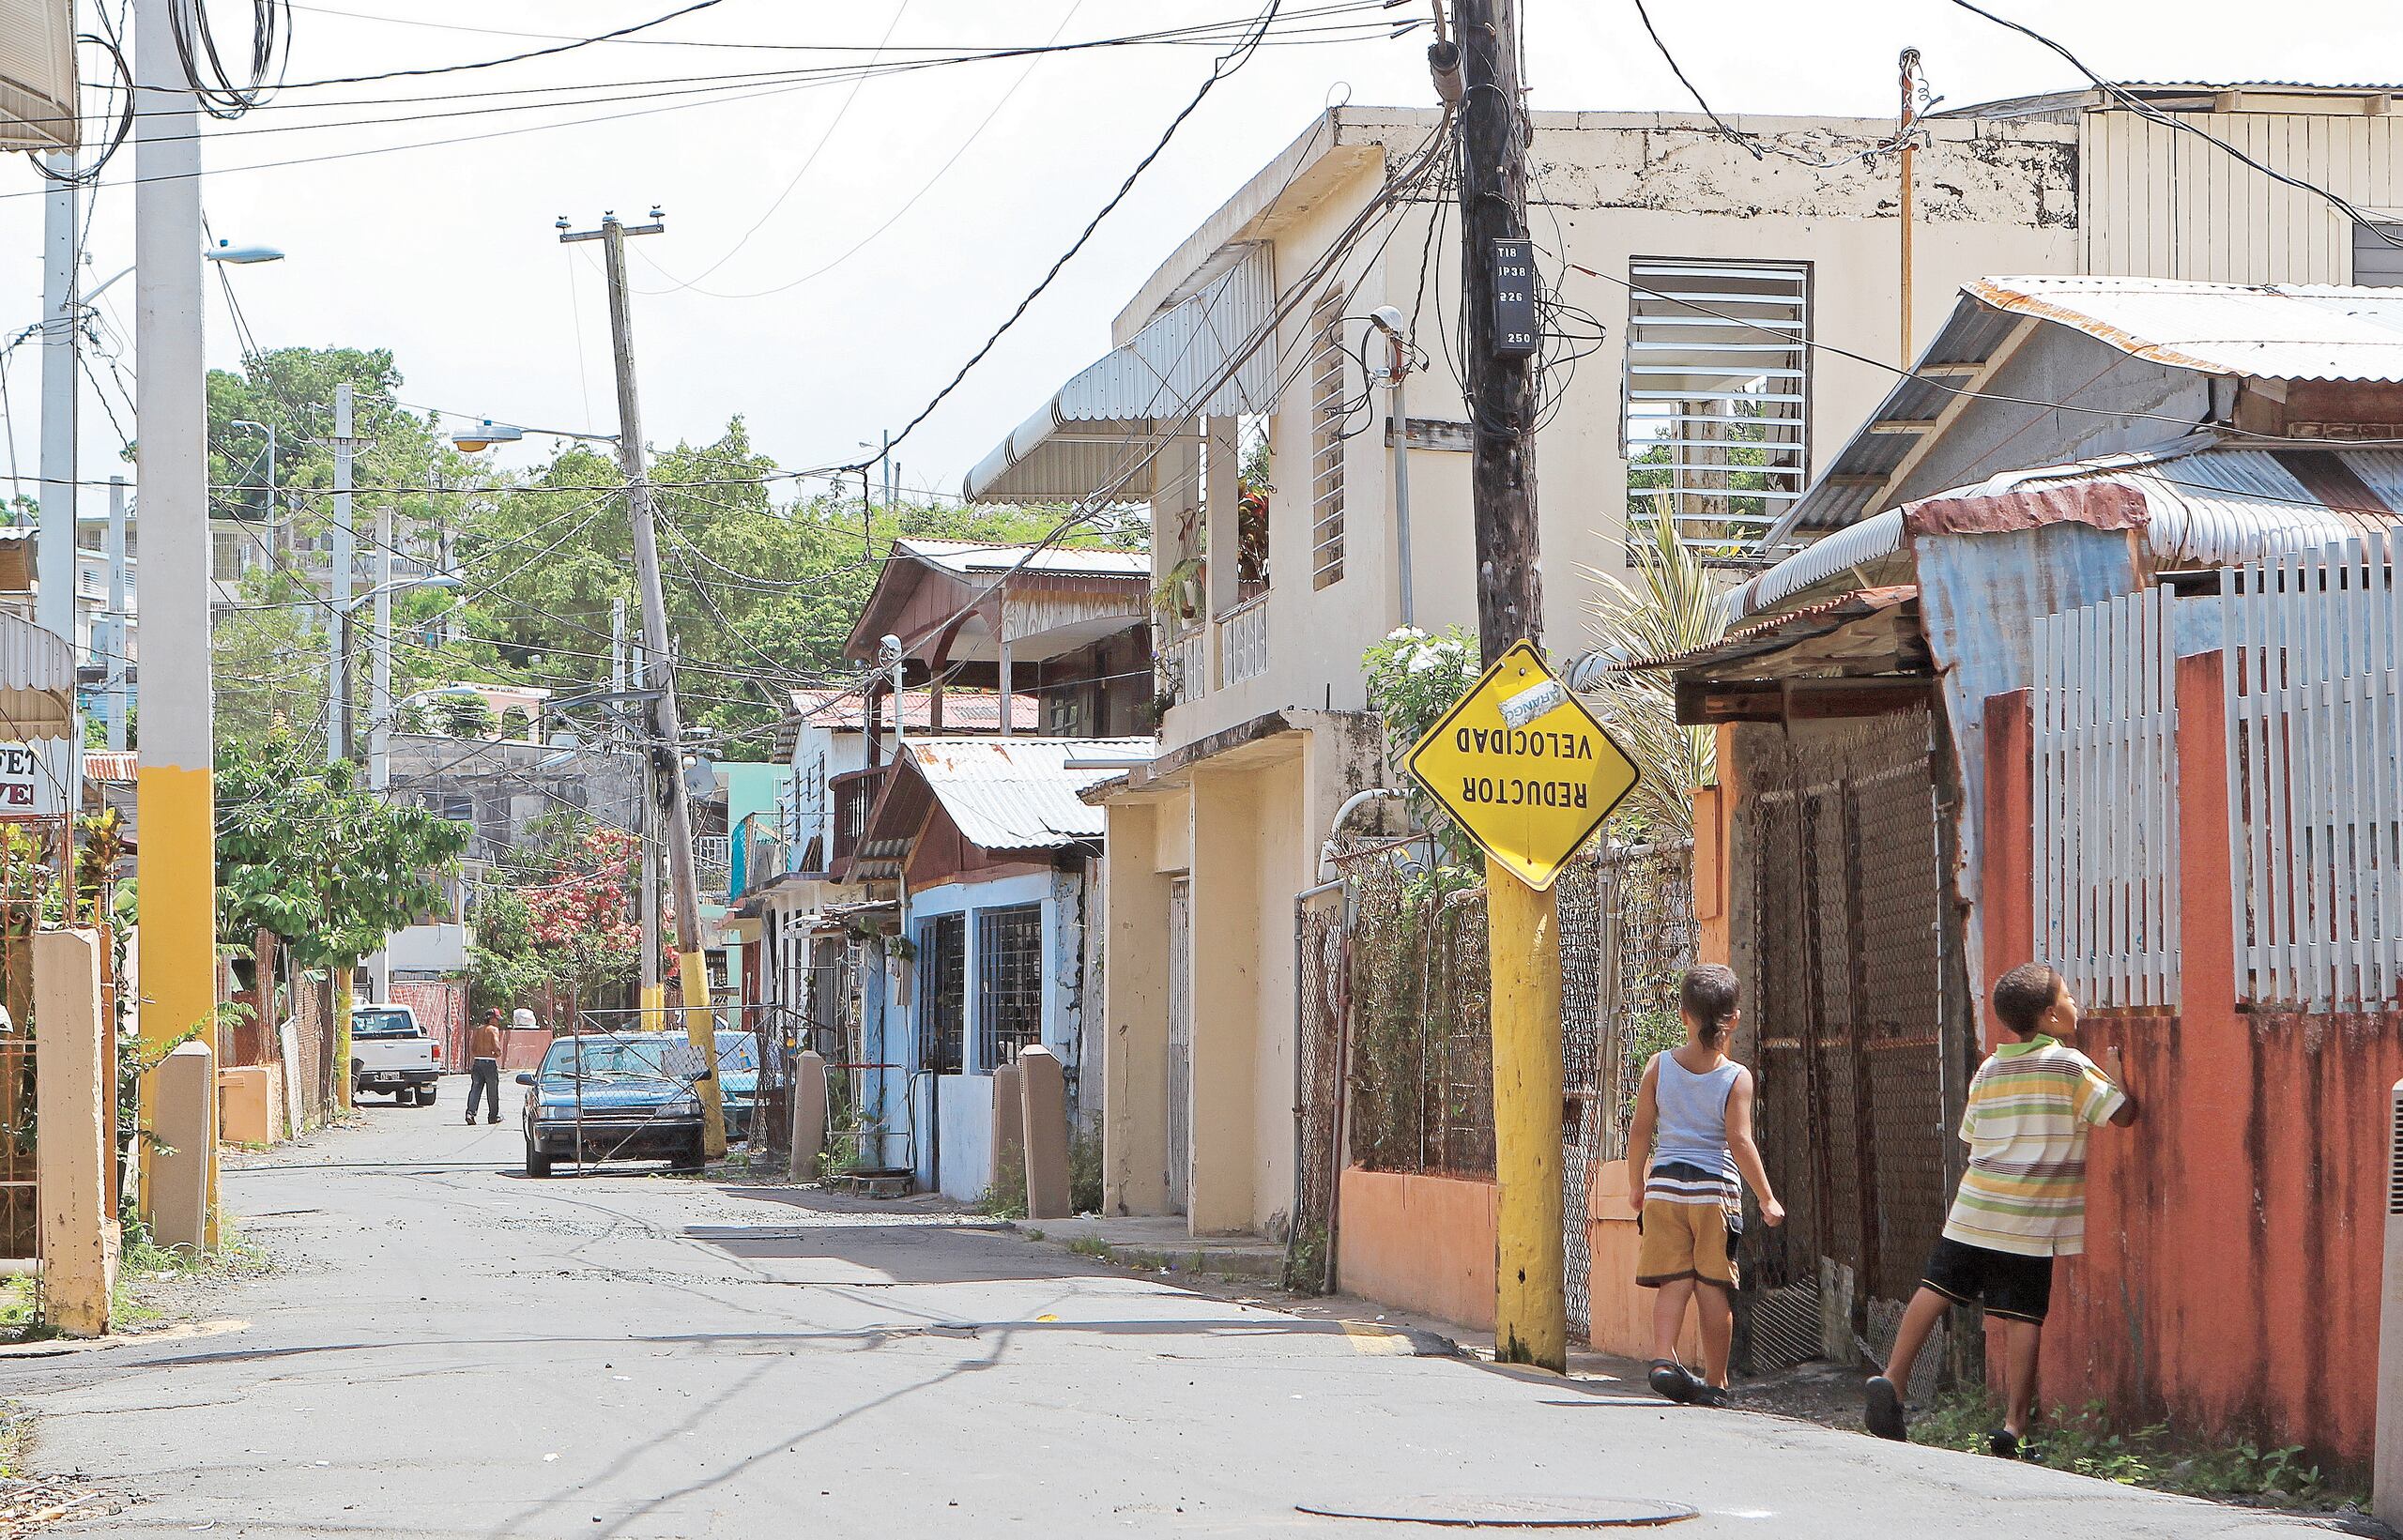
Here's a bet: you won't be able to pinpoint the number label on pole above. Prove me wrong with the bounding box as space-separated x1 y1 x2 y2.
1492 238 1539 358
1405 641 1641 889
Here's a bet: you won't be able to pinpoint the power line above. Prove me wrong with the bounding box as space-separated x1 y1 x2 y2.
844 0 1286 474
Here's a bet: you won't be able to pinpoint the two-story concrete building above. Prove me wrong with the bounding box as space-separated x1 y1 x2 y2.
965 84 2403 1244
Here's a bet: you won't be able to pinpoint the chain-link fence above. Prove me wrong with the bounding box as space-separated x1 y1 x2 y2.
1285 837 1695 1335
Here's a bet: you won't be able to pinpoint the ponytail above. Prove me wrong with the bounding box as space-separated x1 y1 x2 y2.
1680 965 1740 1047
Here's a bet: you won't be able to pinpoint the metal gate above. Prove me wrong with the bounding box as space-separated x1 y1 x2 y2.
1167 877 1193 1215
1289 883 1347 1289
1739 709 1953 1372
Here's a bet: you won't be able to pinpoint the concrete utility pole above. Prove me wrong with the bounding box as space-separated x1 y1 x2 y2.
364 507 395 1002
105 478 129 753
38 155 78 649
132 0 220 1233
1455 0 1565 1372
328 382 356 764
563 209 726 1158
1898 49 1921 367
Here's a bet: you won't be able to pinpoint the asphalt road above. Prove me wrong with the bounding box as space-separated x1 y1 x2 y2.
5 1107 2348 1538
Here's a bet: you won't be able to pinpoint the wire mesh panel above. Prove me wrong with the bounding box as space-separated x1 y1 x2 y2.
1289 887 1347 1289
1735 711 1948 1370
1345 859 1496 1182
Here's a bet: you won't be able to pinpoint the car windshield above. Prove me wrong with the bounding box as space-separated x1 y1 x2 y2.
714 1032 759 1074
541 1039 696 1081
352 1009 418 1038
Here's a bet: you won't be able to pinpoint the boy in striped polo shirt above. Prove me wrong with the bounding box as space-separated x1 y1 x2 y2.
1864 963 2136 1457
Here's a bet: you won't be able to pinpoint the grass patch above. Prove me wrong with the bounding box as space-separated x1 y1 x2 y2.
1065 1236 1116 1262
0 1402 27 1480
975 1145 1030 1220
1912 1394 2364 1509
114 1221 272 1330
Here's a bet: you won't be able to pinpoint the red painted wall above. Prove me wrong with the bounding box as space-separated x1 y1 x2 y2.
1983 655 2403 1477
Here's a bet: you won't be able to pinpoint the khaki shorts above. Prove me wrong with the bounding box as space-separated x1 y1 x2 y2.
1635 1198 1739 1290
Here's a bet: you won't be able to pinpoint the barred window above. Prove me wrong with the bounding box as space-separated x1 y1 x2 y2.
1623 258 1810 561
975 904 1044 1072
1308 287 1347 589
918 912 965 1074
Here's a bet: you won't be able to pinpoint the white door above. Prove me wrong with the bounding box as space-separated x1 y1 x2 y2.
1166 877 1192 1215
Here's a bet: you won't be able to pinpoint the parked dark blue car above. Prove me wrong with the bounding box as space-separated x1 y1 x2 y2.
517 1034 709 1178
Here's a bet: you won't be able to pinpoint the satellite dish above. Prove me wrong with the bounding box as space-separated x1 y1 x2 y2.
683 756 718 802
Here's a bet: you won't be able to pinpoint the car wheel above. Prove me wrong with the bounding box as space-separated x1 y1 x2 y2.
526 1140 552 1179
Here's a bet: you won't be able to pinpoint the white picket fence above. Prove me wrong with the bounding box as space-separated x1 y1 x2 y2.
2031 584 2182 1010
2222 538 2403 1010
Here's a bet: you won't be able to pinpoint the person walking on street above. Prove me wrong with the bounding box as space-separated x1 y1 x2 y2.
1864 962 2137 1458
1625 965 1785 1408
466 1008 505 1126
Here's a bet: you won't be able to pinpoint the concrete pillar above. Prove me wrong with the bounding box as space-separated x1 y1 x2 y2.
788 1048 828 1183
35 929 115 1335
152 1038 218 1252
1188 767 1263 1233
989 1059 1024 1197
1020 1044 1071 1220
1100 800 1172 1215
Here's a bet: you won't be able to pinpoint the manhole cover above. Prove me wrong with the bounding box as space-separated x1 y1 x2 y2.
1294 1495 1699 1527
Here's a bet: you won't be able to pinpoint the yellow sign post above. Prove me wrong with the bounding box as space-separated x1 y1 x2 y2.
1407 641 1640 1369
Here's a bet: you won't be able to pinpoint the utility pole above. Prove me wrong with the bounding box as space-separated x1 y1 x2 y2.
564 209 726 1158
1898 49 1921 366
327 382 356 765
633 636 661 1023
132 0 220 1234
38 154 78 649
1456 0 1564 1372
105 477 129 753
364 506 394 1003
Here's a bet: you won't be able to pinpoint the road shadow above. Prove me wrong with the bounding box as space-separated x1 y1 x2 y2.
680 1220 1089 1286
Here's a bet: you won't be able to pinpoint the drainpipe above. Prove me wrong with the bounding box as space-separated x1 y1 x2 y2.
1320 786 1406 880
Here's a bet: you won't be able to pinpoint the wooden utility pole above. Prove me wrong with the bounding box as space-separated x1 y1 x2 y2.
563 210 727 1160
1455 0 1566 1372
1898 49 1921 366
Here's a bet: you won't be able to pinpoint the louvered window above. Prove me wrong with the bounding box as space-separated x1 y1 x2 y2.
1308 289 1348 589
1623 259 1811 561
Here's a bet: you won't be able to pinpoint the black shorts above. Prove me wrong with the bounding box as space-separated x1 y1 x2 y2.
1921 1237 2053 1324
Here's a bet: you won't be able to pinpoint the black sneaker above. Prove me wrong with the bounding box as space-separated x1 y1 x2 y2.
1647 1361 1698 1404
1986 1428 2022 1460
1864 1376 1908 1441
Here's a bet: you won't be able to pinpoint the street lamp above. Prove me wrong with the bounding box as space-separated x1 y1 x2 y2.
206 239 284 265
450 419 619 453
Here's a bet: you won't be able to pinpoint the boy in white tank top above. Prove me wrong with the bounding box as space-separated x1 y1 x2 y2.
1624 965 1785 1406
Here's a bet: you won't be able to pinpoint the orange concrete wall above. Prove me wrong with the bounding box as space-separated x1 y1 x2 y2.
1982 657 2403 1477
1585 1159 1701 1361
1337 1166 1496 1332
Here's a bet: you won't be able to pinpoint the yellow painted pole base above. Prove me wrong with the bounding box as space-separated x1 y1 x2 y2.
134 765 217 1237
1489 866 1567 1371
678 950 727 1160
639 982 664 1029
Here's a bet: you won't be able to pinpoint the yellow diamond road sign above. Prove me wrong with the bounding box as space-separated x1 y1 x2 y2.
1404 641 1641 891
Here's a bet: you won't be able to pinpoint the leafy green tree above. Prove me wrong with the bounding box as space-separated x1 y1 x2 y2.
216 723 471 1107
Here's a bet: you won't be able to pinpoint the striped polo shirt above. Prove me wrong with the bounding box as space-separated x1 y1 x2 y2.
1942 1035 2127 1258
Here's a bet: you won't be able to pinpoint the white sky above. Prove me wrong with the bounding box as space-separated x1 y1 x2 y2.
3 0 2400 510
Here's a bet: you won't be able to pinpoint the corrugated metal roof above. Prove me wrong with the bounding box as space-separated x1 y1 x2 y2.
0 610 75 740
903 737 1152 850
963 244 1278 504
1968 276 2403 383
1733 437 2403 618
894 539 1149 580
83 750 136 782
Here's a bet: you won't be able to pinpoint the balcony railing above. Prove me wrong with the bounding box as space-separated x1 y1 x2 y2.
828 765 891 878
1216 594 1269 689
694 834 731 896
1163 626 1207 706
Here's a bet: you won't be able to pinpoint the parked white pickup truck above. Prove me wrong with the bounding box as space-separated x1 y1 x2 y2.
352 1003 441 1105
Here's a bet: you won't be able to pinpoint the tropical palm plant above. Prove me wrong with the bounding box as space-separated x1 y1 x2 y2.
1575 507 1731 840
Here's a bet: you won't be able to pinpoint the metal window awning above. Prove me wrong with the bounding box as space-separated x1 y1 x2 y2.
963 244 1278 505
0 611 76 740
